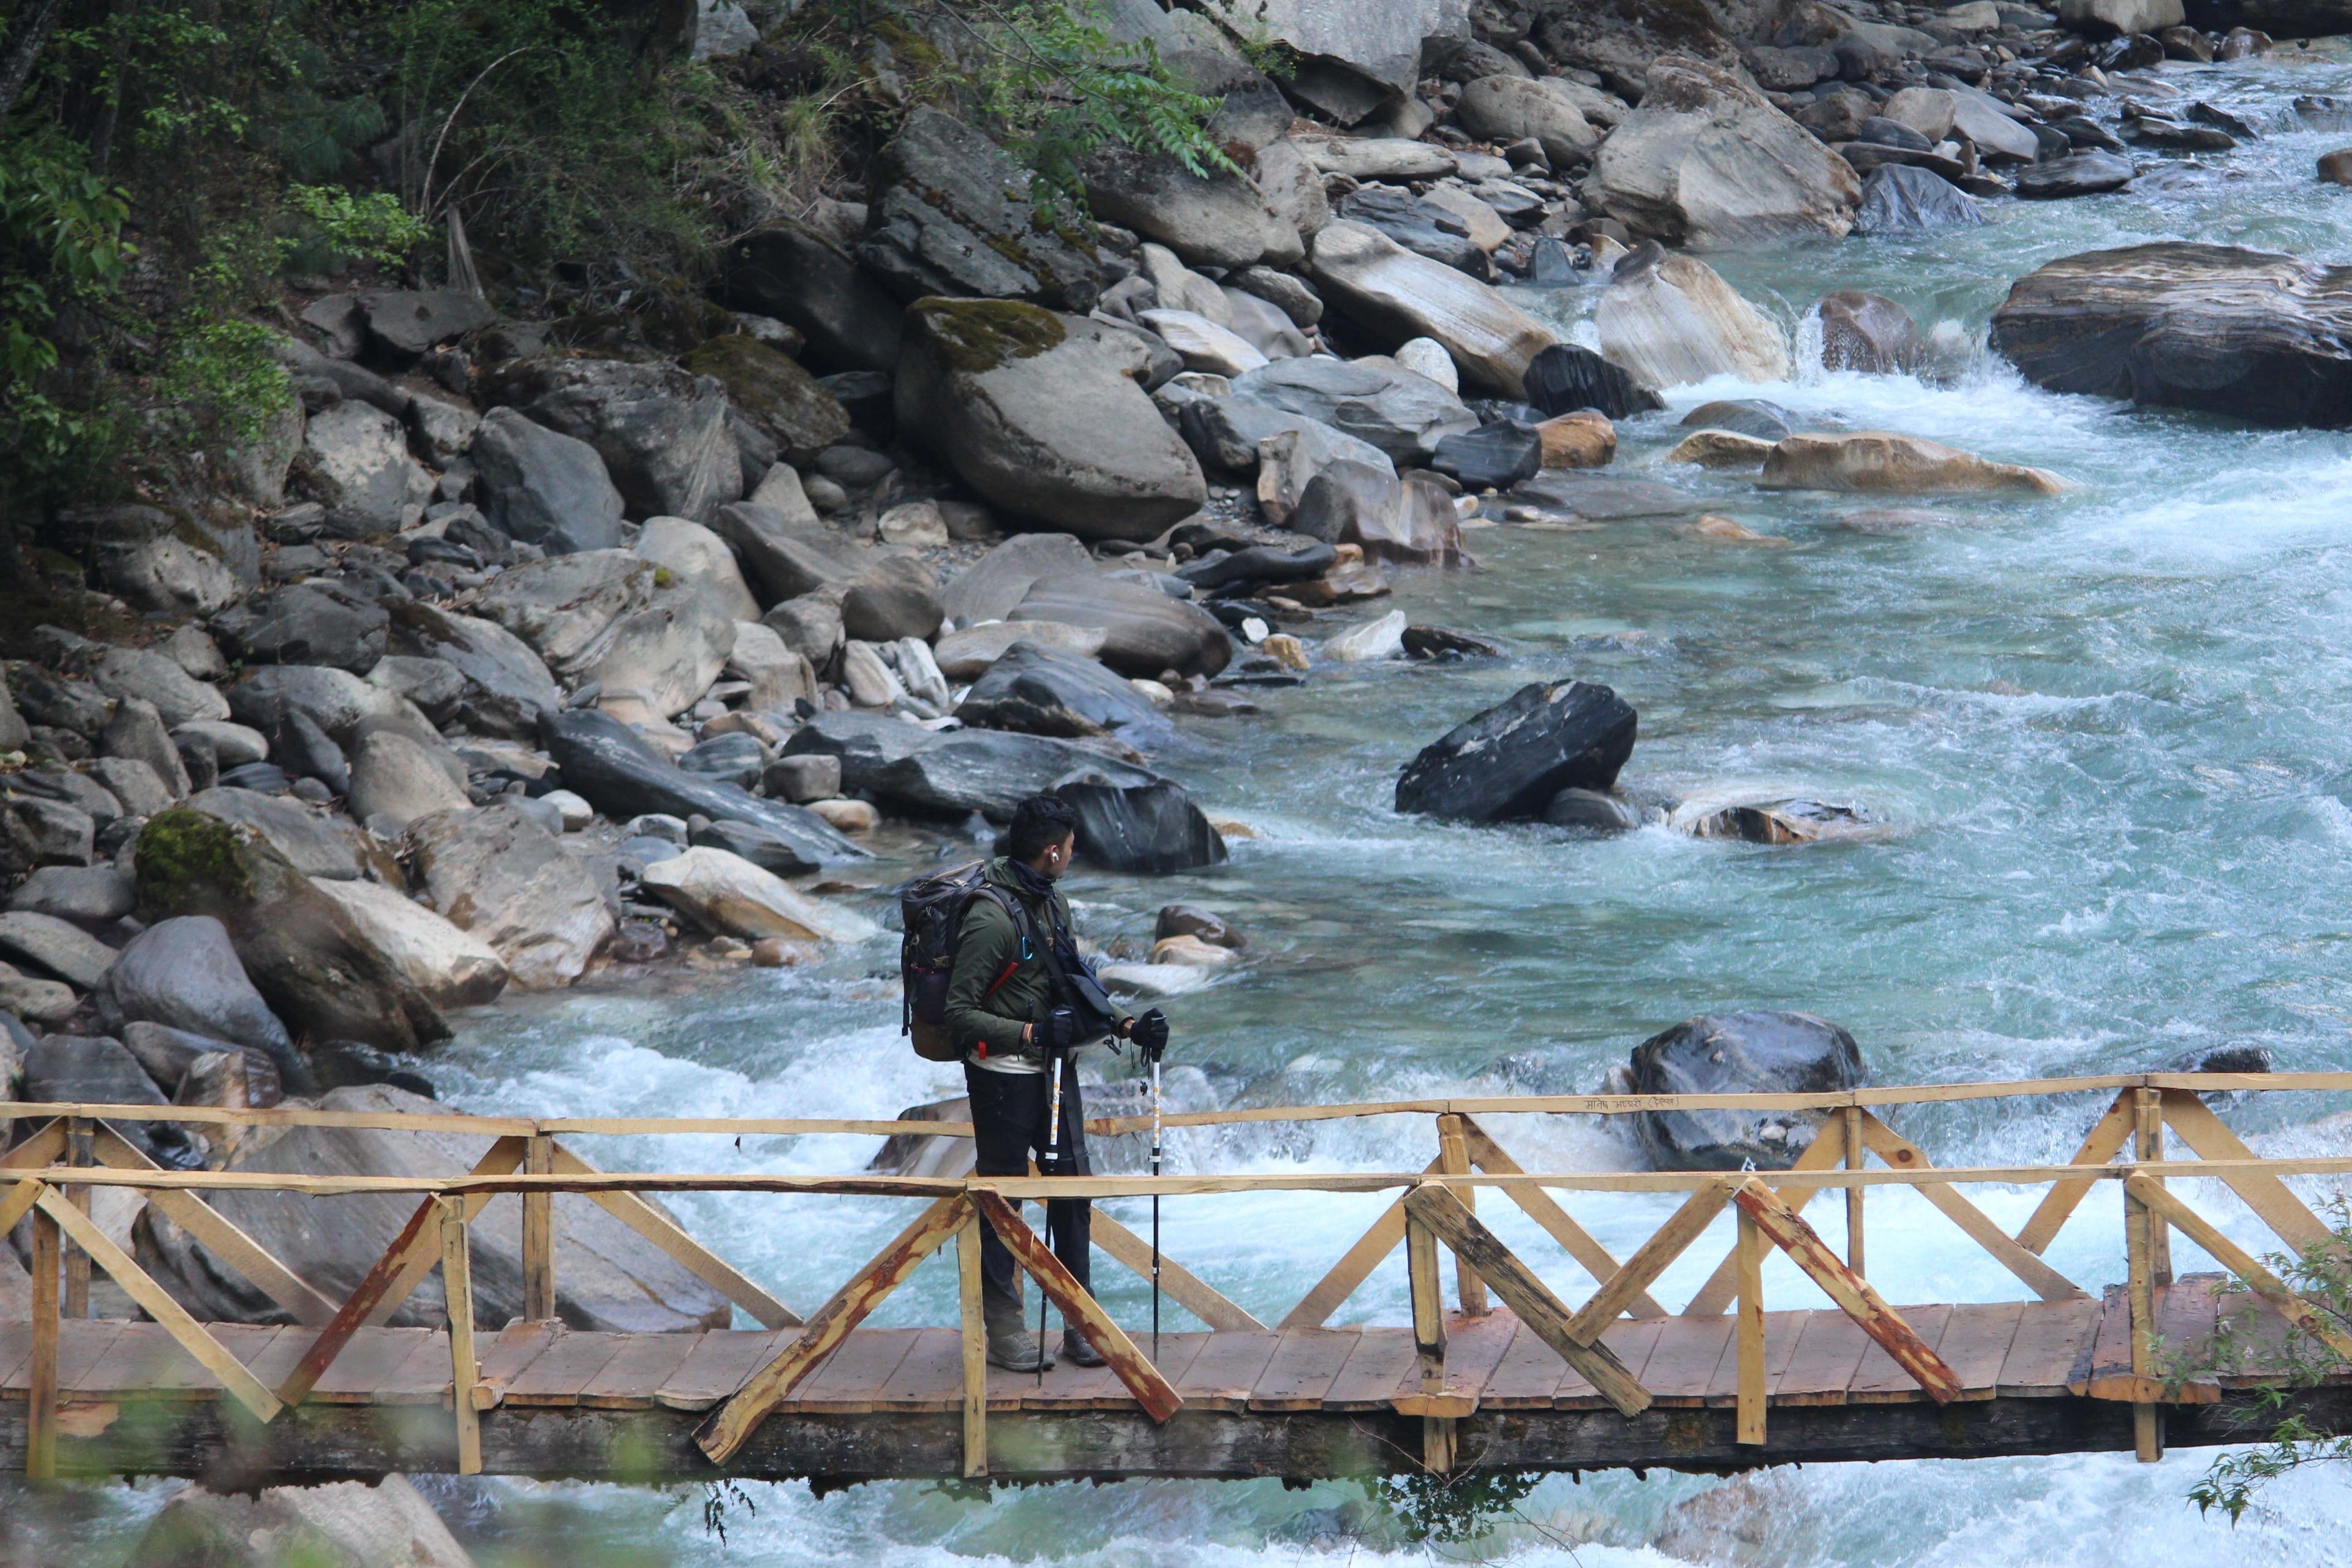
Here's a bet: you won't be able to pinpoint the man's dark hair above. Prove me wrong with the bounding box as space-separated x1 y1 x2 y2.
1008 795 1080 862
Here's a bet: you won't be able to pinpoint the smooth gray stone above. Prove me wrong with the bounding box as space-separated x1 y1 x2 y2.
541 708 867 864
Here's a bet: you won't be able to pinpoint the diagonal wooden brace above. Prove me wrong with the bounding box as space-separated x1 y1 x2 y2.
1733 1177 1961 1404
2124 1172 2352 1363
1404 1184 1651 1417
549 1143 800 1329
91 1125 338 1326
277 1135 526 1407
1458 1117 1665 1319
1569 1178 1735 1343
969 1188 1183 1423
696 1193 970 1465
1853 1112 2086 1302
2013 1090 2135 1256
1684 1119 1852 1316
2158 1092 2334 1253
1278 1157 1443 1329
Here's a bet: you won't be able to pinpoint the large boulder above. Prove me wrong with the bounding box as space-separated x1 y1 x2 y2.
541 707 867 865
1455 75 1598 165
383 601 564 736
1596 250 1792 388
1009 572 1233 678
894 300 1205 539
97 532 239 614
1197 0 1466 101
859 108 1102 311
943 532 1101 627
302 401 433 538
1230 356 1477 463
180 787 377 882
571 576 736 717
347 730 472 834
1523 342 1667 421
402 803 616 989
636 516 761 624
136 1082 729 1330
1630 1011 1863 1170
127 1476 472 1568
1991 243 2352 427
712 221 905 375
1395 679 1637 822
1758 432 2068 494
480 356 741 522
956 640 1171 742
1306 222 1559 398
473 549 657 681
710 500 862 605
678 334 852 461
10 863 138 927
2015 151 2136 201
1852 163 1987 235
1591 56 1861 246
210 582 388 674
20 1033 185 1162
358 287 497 355
783 710 1163 821
470 408 630 554
311 876 510 1009
1815 292 1920 374
638 846 877 942
88 645 230 729
1057 778 1229 873
1080 148 1305 270
225 665 437 753
135 809 449 1050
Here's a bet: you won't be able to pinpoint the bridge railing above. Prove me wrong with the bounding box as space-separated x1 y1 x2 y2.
6 1071 2352 1479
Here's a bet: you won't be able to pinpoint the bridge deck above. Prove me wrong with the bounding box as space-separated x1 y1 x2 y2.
1 1279 2326 1483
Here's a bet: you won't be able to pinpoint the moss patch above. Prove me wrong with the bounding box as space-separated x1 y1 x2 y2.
135 808 253 919
678 334 851 454
908 298 1067 375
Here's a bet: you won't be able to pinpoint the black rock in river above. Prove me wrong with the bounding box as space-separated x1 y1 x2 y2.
1395 680 1636 823
1631 1010 1864 1170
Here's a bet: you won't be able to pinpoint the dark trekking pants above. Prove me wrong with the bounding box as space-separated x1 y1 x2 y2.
964 1057 1090 1329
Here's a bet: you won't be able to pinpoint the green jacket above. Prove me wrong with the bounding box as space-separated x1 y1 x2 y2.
943 858 1071 1064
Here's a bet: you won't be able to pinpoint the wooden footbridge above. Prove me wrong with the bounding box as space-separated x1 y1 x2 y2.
6 1072 2352 1489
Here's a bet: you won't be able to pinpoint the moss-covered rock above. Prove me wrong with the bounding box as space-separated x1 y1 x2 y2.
679 334 851 459
137 807 450 1052
902 298 1068 375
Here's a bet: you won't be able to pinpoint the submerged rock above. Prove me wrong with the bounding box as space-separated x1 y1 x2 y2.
1395 680 1637 823
1678 797 1877 844
1758 431 2068 494
1056 778 1230 873
127 1475 472 1568
955 640 1170 742
1630 1010 1864 1170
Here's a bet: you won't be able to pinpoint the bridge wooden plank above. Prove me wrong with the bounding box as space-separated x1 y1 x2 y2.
1104 1331 1207 1411
1701 1310 1806 1405
1772 1311 1870 1406
477 1321 565 1396
1997 1298 2098 1396
377 1331 458 1404
579 1332 702 1409
505 1330 628 1406
655 1330 791 1412
873 1329 962 1412
786 1328 921 1413
1850 1306 1950 1401
1558 1317 1670 1409
148 1324 288 1395
1434 1310 1519 1406
77 1322 186 1396
1248 1329 1360 1411
2155 1275 2222 1362
1637 1314 1735 1406
312 1327 432 1403
2209 1292 2299 1387
2075 1286 2131 1395
1482 1320 1569 1408
1174 1329 1283 1411
1934 1302 2025 1400
44 1320 129 1397
0 1321 29 1390
1024 1340 1125 1409
1322 1329 1418 1409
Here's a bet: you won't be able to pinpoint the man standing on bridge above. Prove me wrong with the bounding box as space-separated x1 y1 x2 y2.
944 794 1169 1373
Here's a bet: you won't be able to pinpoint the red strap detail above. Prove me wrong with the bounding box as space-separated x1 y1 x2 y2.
982 958 1020 998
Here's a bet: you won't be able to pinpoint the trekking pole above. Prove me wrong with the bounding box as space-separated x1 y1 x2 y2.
1150 1043 1163 1361
1041 1042 1064 1389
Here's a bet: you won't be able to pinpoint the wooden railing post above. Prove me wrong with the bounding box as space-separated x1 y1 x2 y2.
521 1131 556 1321
957 1209 987 1479
1842 1104 1865 1275
439 1194 484 1476
2134 1086 2171 1286
62 1116 91 1319
1405 1200 1453 1471
27 1200 59 1480
1736 1205 1765 1446
1436 1114 1487 1317
2124 1179 2162 1463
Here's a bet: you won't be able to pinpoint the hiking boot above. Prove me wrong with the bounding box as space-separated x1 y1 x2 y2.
1060 1331 1107 1368
986 1327 1056 1373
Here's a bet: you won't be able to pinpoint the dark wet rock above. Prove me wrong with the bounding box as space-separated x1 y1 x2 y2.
478 356 740 523
1056 778 1228 873
1336 185 1490 277
1231 356 1479 463
2054 115 2125 153
679 334 851 462
1543 787 1646 831
2128 114 2234 151
955 640 1171 741
137 1081 729 1330
1630 1010 1863 1170
1008 572 1233 679
211 582 388 674
384 601 563 738
858 108 1101 311
783 710 1161 821
135 809 448 1052
1679 399 1798 440
1514 471 1704 520
1816 292 1920 374
688 816 827 876
2015 151 2137 198
679 733 766 789
542 707 867 862
714 221 905 375
1175 540 1337 595
1403 624 1504 660
1992 241 2352 426
22 1033 196 1164
1433 422 1543 489
1522 342 1665 421
1853 164 1988 235
470 409 630 554
1395 679 1637 823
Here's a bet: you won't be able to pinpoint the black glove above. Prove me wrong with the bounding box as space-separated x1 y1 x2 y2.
1042 1006 1078 1054
1132 1008 1169 1060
